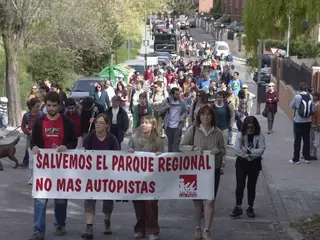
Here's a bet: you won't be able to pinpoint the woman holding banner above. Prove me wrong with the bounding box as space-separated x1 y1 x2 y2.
81 113 120 239
179 105 226 240
127 116 164 240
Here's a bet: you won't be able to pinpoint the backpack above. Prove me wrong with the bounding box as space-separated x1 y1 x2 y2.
160 98 170 120
26 111 44 125
297 94 312 118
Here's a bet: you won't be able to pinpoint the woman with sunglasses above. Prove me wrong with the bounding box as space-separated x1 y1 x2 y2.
231 116 266 218
264 83 279 134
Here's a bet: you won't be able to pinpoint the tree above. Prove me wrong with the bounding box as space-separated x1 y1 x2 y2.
243 0 320 56
166 0 195 16
26 45 75 85
0 0 48 126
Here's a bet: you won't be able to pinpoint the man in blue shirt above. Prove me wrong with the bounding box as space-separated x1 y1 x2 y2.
228 72 243 95
196 73 211 93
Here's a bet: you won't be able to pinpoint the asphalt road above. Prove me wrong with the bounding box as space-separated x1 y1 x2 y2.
0 28 291 240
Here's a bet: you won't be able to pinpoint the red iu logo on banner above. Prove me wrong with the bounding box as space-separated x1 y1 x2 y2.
179 175 197 197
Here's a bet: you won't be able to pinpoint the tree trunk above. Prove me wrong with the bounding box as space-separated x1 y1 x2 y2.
2 36 22 127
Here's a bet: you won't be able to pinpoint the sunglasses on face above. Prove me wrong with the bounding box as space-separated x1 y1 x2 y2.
268 85 274 88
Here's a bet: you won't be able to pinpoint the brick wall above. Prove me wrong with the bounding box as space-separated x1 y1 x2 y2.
271 59 320 119
221 0 245 22
199 0 214 13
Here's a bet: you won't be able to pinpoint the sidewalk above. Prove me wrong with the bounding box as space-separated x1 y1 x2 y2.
242 75 320 239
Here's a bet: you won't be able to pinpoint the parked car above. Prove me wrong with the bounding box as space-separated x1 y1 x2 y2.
187 18 196 28
253 67 271 84
66 77 106 103
246 54 273 68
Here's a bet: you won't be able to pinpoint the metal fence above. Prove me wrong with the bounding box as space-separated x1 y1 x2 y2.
282 58 312 90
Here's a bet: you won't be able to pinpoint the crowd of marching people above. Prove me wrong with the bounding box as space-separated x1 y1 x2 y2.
16 42 271 240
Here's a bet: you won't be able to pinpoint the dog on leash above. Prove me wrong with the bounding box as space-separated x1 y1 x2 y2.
0 136 20 170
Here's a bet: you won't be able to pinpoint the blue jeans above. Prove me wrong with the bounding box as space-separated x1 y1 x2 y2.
22 148 29 166
228 130 233 143
33 199 68 236
0 114 6 129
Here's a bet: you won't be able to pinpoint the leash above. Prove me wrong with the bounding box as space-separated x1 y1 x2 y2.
0 126 21 139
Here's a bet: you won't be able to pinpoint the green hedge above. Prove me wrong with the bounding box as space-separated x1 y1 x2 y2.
264 39 320 58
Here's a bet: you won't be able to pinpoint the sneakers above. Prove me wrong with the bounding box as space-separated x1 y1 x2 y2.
149 234 160 240
230 206 243 218
28 235 44 240
104 220 112 235
28 177 33 185
246 207 256 218
55 227 66 236
133 232 145 238
301 159 310 164
288 159 301 164
202 229 212 240
305 156 317 161
81 225 93 239
194 227 202 240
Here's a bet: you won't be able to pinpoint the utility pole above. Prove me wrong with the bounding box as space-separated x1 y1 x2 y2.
286 15 291 57
144 12 148 69
128 46 131 60
256 40 263 115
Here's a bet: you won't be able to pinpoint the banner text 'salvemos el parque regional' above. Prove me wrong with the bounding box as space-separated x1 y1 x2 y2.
35 152 212 194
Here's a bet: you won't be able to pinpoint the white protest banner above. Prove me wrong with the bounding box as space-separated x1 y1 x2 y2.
32 150 215 200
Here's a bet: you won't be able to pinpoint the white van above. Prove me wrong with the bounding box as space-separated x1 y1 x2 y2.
213 41 230 57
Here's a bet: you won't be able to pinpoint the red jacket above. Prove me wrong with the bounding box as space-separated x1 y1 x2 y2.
264 91 279 113
143 71 154 83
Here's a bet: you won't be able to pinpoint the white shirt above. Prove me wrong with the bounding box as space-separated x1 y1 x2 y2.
98 91 101 98
105 87 115 102
168 99 180 128
112 107 119 124
132 90 143 106
199 125 215 137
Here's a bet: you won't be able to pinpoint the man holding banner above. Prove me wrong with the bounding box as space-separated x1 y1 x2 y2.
29 91 77 240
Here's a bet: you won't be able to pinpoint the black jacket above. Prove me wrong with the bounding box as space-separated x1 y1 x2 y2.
31 114 77 149
106 107 129 143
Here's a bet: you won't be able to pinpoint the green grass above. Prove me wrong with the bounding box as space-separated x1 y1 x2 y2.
293 215 320 240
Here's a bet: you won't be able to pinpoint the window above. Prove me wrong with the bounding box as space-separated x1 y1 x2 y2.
73 80 102 92
218 45 229 50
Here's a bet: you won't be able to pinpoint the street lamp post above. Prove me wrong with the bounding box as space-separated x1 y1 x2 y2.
256 40 264 115
144 13 148 68
286 15 291 57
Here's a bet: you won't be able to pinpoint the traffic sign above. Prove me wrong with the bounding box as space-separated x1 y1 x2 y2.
126 40 132 49
143 40 149 47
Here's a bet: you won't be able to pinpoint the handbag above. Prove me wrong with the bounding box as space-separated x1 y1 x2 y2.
262 107 268 118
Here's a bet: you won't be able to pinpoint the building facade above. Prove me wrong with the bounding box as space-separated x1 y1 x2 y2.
221 0 245 22
198 0 214 13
